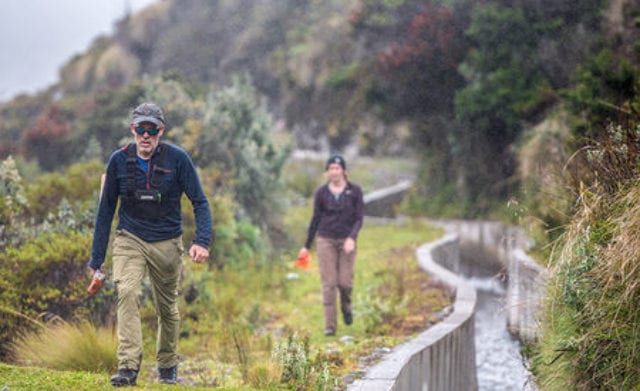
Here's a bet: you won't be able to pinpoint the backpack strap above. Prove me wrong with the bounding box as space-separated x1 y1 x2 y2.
125 143 137 199
150 143 169 189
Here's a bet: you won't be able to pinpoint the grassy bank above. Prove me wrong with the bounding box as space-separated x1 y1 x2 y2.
0 362 223 391
5 218 448 389
529 127 640 389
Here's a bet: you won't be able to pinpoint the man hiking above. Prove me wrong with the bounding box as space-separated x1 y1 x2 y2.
88 102 213 386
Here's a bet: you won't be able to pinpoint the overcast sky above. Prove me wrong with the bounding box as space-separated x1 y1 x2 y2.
0 0 158 102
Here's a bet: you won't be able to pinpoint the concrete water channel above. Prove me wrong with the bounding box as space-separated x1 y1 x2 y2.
465 276 535 390
454 220 543 391
352 183 546 390
350 217 544 389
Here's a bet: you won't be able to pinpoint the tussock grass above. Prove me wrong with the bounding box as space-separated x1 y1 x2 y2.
577 186 640 389
11 320 117 373
532 125 640 389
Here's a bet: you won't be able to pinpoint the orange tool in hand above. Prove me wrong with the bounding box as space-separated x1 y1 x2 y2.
295 249 311 270
87 270 106 295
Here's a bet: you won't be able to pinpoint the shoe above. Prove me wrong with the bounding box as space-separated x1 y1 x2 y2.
324 328 335 336
343 310 353 326
110 368 138 387
158 365 178 384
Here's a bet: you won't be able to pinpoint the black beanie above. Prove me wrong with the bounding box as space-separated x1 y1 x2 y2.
326 155 346 170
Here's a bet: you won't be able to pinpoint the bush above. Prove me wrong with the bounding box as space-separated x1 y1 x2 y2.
274 333 341 391
0 231 111 360
24 159 103 223
196 75 290 229
181 191 268 270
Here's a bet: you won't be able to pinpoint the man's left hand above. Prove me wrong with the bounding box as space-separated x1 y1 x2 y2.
189 244 209 263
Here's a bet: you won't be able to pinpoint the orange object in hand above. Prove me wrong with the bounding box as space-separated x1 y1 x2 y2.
87 270 106 295
295 249 311 270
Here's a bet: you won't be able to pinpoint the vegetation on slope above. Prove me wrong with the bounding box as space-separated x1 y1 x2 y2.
1 0 630 219
4 217 447 389
2 0 640 388
531 124 640 389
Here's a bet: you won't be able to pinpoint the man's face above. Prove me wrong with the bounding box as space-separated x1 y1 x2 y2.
130 121 164 158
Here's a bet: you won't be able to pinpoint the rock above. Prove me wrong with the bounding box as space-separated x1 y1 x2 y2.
339 335 354 344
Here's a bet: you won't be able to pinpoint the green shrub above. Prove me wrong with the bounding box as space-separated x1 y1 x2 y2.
356 288 395 335
0 231 110 359
24 160 103 222
274 333 341 391
195 75 290 230
180 189 269 270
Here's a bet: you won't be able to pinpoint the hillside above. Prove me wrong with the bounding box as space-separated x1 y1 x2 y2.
1 0 637 219
1 1 640 387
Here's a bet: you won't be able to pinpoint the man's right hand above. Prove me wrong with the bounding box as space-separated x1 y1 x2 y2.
88 264 105 276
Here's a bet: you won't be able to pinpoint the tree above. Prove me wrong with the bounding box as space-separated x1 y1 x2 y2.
0 156 28 249
449 3 554 211
565 49 640 138
22 105 72 171
375 2 469 118
197 75 290 229
78 82 146 160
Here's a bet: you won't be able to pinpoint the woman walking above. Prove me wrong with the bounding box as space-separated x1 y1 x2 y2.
299 155 364 336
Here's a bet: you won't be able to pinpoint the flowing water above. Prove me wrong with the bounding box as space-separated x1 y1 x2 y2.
466 276 536 391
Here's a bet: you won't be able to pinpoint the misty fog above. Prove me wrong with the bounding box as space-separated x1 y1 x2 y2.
0 0 157 101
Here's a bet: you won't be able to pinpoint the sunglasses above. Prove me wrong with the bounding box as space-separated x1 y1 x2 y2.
134 126 160 136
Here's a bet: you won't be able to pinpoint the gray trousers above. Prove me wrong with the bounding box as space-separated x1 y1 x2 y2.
316 236 356 331
112 229 184 370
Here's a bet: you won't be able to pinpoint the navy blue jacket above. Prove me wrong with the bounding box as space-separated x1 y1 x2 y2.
89 142 212 270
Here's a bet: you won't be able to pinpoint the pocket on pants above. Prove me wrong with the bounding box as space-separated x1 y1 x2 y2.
173 237 185 257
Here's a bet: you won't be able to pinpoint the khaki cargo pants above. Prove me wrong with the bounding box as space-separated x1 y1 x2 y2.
316 236 356 331
112 229 184 370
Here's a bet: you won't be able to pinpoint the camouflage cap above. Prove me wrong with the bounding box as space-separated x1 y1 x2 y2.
132 102 165 126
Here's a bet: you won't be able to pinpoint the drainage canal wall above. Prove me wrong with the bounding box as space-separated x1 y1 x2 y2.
439 220 547 343
363 180 412 218
354 184 547 389
349 234 479 391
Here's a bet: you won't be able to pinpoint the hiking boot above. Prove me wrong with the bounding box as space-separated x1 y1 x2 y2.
158 366 178 384
343 310 353 326
324 328 335 336
110 368 138 387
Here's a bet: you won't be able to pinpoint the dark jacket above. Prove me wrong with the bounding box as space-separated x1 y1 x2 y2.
89 142 212 270
304 181 364 249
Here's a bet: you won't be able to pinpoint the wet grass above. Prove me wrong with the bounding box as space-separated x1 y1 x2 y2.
5 156 450 389
5 218 448 389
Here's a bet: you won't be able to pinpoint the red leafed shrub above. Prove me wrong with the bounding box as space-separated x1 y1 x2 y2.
22 105 72 170
375 3 468 116
378 6 456 70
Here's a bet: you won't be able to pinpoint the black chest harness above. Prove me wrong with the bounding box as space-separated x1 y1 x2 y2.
124 142 169 205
